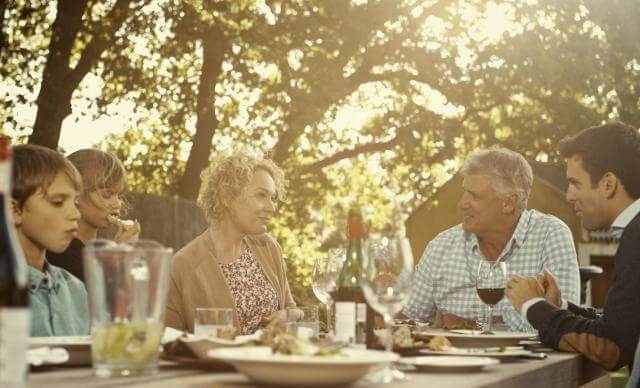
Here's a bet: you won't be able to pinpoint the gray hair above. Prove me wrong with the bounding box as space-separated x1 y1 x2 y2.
460 146 533 213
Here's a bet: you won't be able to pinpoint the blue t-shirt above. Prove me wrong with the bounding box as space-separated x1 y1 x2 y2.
28 262 90 336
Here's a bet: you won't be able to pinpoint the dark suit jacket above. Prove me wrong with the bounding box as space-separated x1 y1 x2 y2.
528 212 640 370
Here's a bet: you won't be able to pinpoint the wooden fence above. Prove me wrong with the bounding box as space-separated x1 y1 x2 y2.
100 192 208 252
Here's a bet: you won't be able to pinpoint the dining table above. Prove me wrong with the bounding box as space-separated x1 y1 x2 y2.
28 351 610 388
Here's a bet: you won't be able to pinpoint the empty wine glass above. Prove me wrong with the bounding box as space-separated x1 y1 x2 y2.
361 237 414 383
311 250 342 333
476 261 507 333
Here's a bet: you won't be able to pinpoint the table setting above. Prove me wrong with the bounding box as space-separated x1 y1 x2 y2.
25 239 604 388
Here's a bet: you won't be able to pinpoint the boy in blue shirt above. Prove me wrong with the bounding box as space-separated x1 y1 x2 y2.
11 144 89 336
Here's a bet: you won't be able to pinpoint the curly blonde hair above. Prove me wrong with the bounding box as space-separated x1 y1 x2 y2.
198 147 287 223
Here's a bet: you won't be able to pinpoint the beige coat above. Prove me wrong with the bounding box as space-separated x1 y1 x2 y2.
165 230 296 333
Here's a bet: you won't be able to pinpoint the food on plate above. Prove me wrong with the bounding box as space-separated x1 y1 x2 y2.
270 333 342 356
373 324 425 349
259 316 287 345
393 325 424 348
431 310 479 330
427 335 452 351
393 318 428 327
259 317 344 357
446 322 478 330
107 214 136 229
484 346 507 353
203 326 237 340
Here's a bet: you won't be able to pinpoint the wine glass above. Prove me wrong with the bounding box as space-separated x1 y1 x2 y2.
311 251 341 333
361 237 414 383
476 261 507 333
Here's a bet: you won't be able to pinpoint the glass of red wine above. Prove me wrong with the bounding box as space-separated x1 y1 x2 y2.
476 261 507 333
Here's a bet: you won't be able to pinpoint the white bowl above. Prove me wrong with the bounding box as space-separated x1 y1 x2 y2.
209 346 399 386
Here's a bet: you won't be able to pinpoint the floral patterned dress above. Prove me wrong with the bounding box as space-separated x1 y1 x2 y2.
219 248 279 335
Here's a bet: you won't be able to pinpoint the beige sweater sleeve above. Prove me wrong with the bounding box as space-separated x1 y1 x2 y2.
164 277 187 331
272 238 296 308
165 260 187 331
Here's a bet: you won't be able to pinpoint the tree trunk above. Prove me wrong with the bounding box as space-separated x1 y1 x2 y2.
0 0 7 55
177 26 229 200
29 0 134 149
28 0 87 149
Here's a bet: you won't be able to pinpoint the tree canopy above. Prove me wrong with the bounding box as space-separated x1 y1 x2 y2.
2 0 639 303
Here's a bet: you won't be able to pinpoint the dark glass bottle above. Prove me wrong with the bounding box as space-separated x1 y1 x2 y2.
332 207 370 345
0 137 29 388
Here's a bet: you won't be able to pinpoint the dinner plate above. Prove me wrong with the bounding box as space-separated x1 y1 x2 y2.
400 356 499 372
27 347 70 367
413 329 533 348
28 327 185 366
209 346 399 387
175 331 261 359
419 346 533 358
160 352 235 371
29 336 92 365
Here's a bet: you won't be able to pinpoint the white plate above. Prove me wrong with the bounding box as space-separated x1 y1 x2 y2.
209 346 399 387
420 346 533 358
162 327 184 344
27 347 70 367
414 329 533 348
29 336 92 365
401 356 499 372
28 327 183 366
177 331 261 359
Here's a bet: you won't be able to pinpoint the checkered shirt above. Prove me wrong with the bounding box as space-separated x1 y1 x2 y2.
403 209 580 332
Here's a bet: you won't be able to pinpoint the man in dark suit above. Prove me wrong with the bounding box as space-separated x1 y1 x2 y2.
506 122 640 370
628 341 640 387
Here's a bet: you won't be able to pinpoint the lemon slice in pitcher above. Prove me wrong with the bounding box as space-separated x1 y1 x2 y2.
124 322 163 364
93 321 163 365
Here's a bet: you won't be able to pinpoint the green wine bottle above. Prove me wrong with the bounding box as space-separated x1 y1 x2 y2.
332 207 368 345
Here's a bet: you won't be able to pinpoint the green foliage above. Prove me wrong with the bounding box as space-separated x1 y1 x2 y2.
1 0 54 134
4 0 640 306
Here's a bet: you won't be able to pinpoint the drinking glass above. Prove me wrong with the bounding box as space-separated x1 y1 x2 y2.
361 237 414 383
476 261 507 333
194 308 236 339
84 240 172 377
285 306 320 339
311 251 341 333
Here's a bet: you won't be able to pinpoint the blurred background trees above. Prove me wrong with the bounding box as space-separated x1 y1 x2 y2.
2 0 639 303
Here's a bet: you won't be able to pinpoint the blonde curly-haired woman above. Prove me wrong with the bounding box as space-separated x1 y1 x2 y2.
165 148 295 335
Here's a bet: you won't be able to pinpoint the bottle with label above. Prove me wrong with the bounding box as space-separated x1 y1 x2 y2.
331 206 371 346
0 137 30 388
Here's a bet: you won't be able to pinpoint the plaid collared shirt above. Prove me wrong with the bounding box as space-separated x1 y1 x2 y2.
403 209 580 332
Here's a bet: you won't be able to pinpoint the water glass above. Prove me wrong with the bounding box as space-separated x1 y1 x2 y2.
311 252 341 333
285 306 320 339
194 308 236 339
84 240 172 378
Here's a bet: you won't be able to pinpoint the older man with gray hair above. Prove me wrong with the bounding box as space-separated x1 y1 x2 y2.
403 146 580 332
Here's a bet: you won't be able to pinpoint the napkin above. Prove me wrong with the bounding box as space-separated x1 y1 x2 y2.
27 347 69 367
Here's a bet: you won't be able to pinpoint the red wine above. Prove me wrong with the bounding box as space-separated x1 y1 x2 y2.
477 288 505 305
0 137 30 388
